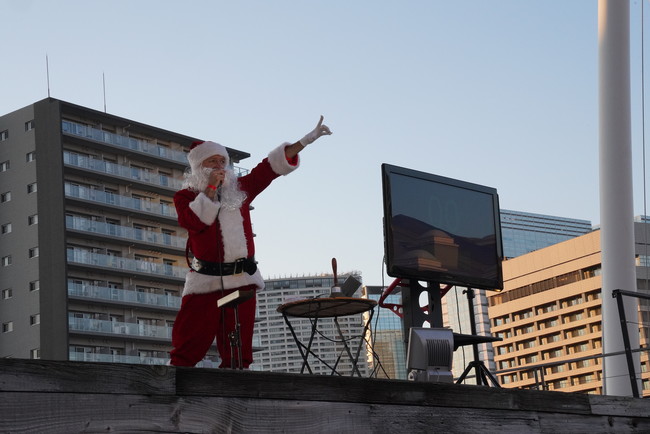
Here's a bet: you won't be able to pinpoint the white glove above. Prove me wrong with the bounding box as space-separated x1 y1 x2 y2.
299 115 332 147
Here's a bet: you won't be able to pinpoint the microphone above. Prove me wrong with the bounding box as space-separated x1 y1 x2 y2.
216 182 222 202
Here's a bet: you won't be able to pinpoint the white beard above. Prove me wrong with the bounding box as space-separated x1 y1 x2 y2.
183 167 247 210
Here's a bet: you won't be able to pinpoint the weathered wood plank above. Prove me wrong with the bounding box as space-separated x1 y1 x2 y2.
588 393 650 417
0 358 174 395
1 360 650 433
2 391 648 434
175 365 595 415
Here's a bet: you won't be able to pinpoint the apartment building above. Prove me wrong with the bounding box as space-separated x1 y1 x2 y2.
0 98 248 365
488 225 650 396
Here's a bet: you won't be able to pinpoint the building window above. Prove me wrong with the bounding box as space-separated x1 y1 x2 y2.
28 214 38 225
2 321 13 333
0 161 8 172
0 130 8 141
160 199 173 215
30 348 40 359
1 255 11 266
29 280 39 291
25 120 34 131
30 314 40 325
1 192 10 203
29 247 39 258
1 288 12 300
1 223 11 234
514 309 533 321
26 151 35 162
27 183 37 194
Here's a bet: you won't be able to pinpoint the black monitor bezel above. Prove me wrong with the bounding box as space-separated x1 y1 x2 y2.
381 163 504 291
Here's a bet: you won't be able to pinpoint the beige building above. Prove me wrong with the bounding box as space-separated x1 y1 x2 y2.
488 226 650 396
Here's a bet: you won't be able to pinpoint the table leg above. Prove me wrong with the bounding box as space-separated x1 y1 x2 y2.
281 313 313 375
351 307 374 377
334 317 362 377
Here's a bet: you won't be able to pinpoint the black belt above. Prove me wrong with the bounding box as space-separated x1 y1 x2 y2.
190 257 257 276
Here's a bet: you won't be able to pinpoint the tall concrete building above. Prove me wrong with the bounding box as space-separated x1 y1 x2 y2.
488 224 650 396
253 273 370 376
0 98 248 365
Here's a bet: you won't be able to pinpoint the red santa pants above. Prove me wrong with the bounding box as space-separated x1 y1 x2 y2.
170 285 257 368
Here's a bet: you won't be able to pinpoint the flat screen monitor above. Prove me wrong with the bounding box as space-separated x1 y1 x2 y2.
381 164 503 291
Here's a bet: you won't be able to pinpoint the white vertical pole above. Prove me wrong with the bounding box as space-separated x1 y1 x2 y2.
598 0 641 396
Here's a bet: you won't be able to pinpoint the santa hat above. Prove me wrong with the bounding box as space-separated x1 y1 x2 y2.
187 140 230 172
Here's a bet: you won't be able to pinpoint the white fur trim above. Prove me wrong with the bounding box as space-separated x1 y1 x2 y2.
218 207 248 261
182 269 265 296
268 142 299 176
189 193 220 225
188 141 229 172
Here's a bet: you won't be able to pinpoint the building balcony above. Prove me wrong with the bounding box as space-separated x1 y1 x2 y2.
62 120 188 168
69 352 170 366
64 182 178 224
67 281 181 310
66 250 186 283
65 215 185 255
67 351 219 368
63 150 183 195
61 120 250 176
68 316 171 341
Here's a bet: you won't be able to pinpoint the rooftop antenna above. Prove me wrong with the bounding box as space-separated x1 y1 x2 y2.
46 54 51 98
102 72 107 113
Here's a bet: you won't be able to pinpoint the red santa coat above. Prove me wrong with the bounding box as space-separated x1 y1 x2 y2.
174 143 299 297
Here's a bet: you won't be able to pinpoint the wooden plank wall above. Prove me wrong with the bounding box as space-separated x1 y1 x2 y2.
1 359 649 433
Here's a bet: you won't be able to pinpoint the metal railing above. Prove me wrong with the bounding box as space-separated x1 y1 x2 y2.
65 215 185 249
62 120 188 164
68 316 171 339
63 150 183 190
61 120 250 177
64 183 177 218
68 281 181 309
66 250 186 279
67 351 219 368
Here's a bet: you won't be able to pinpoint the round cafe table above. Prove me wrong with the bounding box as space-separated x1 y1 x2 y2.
277 297 377 376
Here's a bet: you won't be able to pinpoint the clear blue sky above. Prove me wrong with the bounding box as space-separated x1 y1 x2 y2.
2 0 648 286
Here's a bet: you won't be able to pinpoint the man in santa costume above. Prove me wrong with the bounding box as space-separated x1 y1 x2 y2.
170 116 332 368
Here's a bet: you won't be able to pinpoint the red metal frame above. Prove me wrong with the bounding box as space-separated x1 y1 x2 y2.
378 278 452 318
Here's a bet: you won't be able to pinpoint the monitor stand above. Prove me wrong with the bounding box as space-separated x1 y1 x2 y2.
455 287 500 387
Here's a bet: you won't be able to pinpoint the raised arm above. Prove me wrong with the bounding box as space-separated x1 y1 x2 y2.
284 115 332 159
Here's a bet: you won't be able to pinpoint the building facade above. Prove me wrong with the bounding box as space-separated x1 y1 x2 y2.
0 98 248 365
500 209 593 259
488 225 650 396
